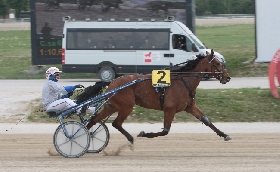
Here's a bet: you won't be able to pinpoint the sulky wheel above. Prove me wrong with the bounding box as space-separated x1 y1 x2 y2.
87 122 110 153
53 121 90 158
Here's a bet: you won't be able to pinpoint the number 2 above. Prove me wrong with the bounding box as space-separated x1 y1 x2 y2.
157 71 166 83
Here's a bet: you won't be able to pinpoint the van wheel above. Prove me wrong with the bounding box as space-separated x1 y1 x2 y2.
98 66 115 82
202 74 210 81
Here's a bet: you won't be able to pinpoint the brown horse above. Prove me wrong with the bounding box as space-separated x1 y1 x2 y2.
76 50 231 145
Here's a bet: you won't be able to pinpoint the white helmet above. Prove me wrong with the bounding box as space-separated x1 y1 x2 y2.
46 67 61 80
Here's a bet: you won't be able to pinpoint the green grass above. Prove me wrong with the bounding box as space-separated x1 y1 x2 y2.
28 88 280 123
196 24 265 77
0 30 31 57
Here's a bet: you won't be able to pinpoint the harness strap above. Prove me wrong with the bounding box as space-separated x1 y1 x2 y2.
156 87 166 110
180 76 196 107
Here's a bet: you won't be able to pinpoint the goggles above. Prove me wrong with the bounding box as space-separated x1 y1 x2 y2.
54 72 60 76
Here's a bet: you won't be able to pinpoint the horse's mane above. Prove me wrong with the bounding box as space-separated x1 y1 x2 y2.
169 54 206 72
76 81 110 104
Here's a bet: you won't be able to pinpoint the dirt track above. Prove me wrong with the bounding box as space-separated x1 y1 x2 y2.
0 133 279 172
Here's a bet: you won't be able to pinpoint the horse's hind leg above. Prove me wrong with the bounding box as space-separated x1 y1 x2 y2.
86 104 117 130
137 110 176 138
186 105 232 141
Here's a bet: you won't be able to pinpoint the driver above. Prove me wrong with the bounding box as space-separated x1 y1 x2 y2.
42 67 95 114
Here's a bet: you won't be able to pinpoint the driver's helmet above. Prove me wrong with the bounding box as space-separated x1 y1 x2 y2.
46 67 61 80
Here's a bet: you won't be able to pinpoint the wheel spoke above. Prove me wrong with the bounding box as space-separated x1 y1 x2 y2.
72 131 88 140
88 123 109 152
71 126 85 138
70 140 73 155
57 138 71 147
91 137 106 144
56 129 71 146
90 127 104 136
72 140 87 150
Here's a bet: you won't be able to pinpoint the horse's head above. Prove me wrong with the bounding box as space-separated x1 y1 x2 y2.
205 49 231 84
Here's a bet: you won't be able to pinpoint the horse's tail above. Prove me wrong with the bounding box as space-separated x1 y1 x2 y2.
76 81 110 104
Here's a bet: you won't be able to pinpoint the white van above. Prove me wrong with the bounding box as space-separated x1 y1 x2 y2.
62 16 226 81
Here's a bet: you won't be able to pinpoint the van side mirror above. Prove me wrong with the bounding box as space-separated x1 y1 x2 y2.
192 43 199 52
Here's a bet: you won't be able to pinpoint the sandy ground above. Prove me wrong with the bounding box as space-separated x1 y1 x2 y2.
196 18 254 26
0 122 280 172
0 133 279 172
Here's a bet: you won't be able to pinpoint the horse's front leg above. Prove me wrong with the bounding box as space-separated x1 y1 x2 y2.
112 108 134 144
137 110 176 138
186 105 232 141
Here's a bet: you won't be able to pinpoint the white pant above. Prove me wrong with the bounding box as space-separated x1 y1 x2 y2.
46 98 76 111
46 98 95 114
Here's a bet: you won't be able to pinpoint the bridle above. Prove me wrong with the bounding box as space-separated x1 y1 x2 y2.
207 55 230 83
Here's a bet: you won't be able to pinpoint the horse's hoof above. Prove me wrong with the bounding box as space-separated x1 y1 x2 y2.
137 131 145 137
224 135 232 141
129 144 134 151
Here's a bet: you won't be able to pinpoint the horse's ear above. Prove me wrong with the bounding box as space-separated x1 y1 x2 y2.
211 49 214 56
206 51 210 55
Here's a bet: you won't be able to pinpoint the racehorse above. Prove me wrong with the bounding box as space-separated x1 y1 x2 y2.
76 50 231 145
44 0 61 10
147 1 173 16
78 0 95 10
101 0 122 12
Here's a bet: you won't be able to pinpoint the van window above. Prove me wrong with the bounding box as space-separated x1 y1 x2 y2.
66 28 170 50
172 34 196 52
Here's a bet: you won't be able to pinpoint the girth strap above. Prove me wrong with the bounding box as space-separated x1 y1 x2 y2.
155 87 166 110
180 76 196 107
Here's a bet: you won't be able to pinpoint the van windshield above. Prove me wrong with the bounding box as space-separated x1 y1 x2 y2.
189 34 206 49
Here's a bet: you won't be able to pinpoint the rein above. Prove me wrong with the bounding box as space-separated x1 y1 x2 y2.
170 71 224 74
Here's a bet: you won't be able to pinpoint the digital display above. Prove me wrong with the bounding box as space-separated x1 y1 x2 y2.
31 0 186 65
37 39 62 57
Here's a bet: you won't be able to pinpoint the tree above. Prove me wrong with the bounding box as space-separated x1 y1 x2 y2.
208 0 226 14
6 0 28 18
0 0 7 19
196 0 255 15
196 0 210 15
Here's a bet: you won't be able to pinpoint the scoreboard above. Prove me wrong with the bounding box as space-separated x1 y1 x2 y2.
30 0 187 65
